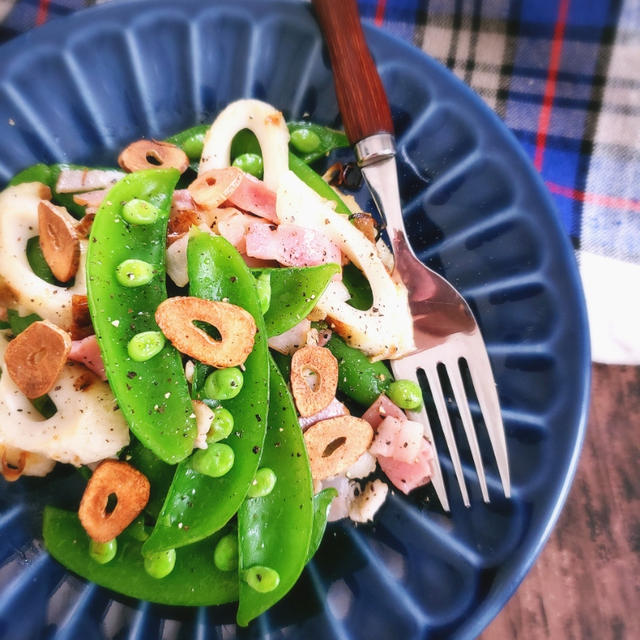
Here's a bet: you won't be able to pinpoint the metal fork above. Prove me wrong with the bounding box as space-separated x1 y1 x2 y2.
312 0 510 510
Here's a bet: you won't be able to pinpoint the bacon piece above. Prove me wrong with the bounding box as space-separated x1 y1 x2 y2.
69 335 107 381
377 439 434 495
369 416 423 463
72 189 109 208
361 393 406 430
245 222 342 270
56 169 123 194
224 173 278 222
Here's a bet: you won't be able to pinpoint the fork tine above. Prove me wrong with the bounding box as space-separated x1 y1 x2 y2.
446 359 490 502
391 359 450 512
423 365 470 507
465 338 511 497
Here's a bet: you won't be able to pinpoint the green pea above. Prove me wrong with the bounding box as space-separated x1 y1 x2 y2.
232 153 264 179
243 565 280 593
247 467 277 498
143 548 176 579
213 533 238 572
121 198 160 225
255 272 271 314
290 128 321 154
191 443 235 477
89 538 117 564
115 258 155 288
181 136 205 160
387 379 423 410
206 407 234 443
203 367 244 400
127 331 165 362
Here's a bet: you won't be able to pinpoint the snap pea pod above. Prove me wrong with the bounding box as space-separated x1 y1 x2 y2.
287 152 351 214
165 124 208 161
43 507 238 606
306 488 338 563
143 230 269 554
125 438 174 519
324 334 393 406
9 163 124 219
253 264 339 337
86 169 196 464
236 356 314 627
287 121 349 164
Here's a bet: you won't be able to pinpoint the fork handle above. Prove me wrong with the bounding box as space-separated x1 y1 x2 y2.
311 0 393 143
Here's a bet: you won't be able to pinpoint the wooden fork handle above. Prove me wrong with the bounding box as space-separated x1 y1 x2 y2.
311 0 394 143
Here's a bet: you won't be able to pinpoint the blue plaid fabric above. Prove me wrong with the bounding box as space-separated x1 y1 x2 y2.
1 0 638 362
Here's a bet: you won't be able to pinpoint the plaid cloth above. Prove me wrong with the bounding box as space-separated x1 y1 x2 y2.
1 0 638 364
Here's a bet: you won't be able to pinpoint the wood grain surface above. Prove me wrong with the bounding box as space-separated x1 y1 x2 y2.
482 364 640 640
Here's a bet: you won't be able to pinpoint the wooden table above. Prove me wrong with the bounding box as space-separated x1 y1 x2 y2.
482 364 640 639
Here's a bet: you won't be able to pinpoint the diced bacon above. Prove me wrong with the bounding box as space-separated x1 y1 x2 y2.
315 327 332 347
172 189 194 210
245 222 342 270
361 393 406 430
73 189 109 208
56 169 123 193
68 335 107 381
240 253 278 268
369 416 423 463
299 397 349 431
377 439 434 495
224 173 278 222
268 319 311 355
215 207 252 252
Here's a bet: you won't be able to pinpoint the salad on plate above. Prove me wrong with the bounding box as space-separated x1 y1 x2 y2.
0 99 435 624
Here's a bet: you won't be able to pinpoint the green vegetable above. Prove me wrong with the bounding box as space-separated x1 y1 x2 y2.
387 379 423 410
325 334 393 406
290 128 321 154
342 262 374 311
255 272 271 314
115 259 155 288
206 407 235 443
127 330 166 362
144 549 176 579
9 163 124 219
288 152 351 214
143 231 269 553
121 199 160 225
191 444 235 478
242 566 280 594
287 121 349 164
43 507 238 606
256 264 339 337
247 467 277 498
7 309 41 335
203 367 244 401
124 438 173 519
86 169 196 464
26 237 68 287
236 357 313 626
306 488 338 562
166 124 208 162
126 517 150 542
233 153 264 179
213 533 239 572
89 538 117 565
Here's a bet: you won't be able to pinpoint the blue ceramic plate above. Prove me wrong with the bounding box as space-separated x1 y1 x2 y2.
0 1 590 638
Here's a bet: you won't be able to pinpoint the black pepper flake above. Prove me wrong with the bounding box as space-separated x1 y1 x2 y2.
127 371 137 379
255 414 261 422
252 446 261 454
